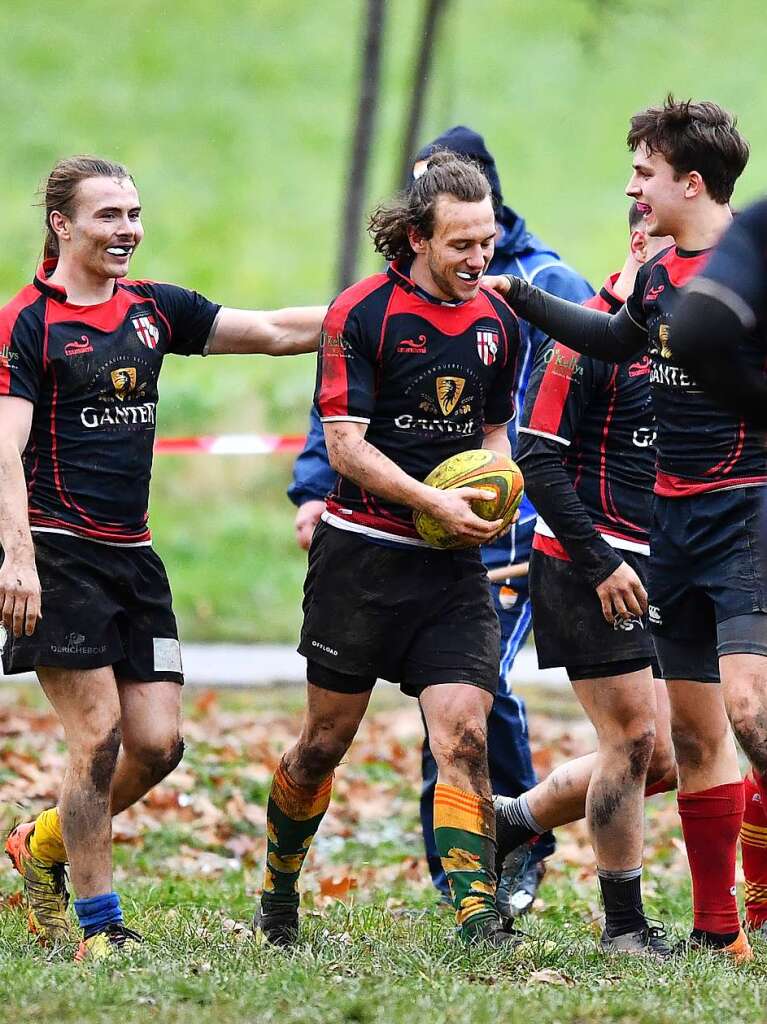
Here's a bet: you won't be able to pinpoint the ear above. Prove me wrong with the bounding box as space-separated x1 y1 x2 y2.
629 228 648 263
684 170 705 199
407 224 427 255
49 210 71 243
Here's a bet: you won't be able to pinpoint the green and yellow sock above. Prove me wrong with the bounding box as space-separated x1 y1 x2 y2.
434 782 498 937
262 759 333 908
29 807 67 865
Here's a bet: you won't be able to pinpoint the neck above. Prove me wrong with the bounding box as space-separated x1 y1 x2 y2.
409 256 451 303
673 201 732 252
611 256 642 302
46 257 115 305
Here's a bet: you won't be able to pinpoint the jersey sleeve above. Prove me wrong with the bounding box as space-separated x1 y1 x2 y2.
314 300 376 423
145 283 221 356
688 198 767 328
519 339 601 446
483 303 518 424
0 303 44 403
624 260 651 332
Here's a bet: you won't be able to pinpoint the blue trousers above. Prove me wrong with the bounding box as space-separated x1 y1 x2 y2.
420 566 556 895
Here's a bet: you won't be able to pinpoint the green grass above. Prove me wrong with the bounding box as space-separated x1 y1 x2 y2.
2 875 767 1024
3 1 767 639
1 684 765 1022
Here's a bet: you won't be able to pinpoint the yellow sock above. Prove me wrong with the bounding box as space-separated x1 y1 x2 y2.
28 807 67 865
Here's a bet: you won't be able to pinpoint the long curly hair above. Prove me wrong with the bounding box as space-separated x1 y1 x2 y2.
368 150 491 263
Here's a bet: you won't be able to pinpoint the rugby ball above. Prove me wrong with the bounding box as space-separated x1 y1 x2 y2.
413 449 524 549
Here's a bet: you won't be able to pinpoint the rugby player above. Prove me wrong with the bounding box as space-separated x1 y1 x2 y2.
494 204 675 954
288 126 592 913
487 97 758 962
0 155 325 960
671 196 767 933
256 151 523 948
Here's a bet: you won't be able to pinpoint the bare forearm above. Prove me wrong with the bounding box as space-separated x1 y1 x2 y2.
326 431 437 513
207 306 327 356
0 445 34 562
482 424 512 459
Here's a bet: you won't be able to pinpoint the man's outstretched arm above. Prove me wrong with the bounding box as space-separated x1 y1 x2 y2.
206 305 327 356
485 274 646 363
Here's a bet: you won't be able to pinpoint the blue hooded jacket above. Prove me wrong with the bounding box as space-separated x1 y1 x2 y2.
288 135 593 568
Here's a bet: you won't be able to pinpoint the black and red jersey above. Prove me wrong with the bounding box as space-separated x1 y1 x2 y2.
315 261 520 543
0 261 220 545
520 274 655 558
626 244 767 495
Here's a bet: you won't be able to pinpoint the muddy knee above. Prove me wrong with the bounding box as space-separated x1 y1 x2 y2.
730 713 767 776
76 724 122 793
671 724 708 770
430 722 488 779
129 734 185 784
291 736 347 781
626 728 656 781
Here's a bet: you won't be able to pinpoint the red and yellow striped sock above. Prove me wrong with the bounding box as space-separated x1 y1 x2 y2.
742 772 767 929
262 759 333 908
433 782 497 936
28 807 67 865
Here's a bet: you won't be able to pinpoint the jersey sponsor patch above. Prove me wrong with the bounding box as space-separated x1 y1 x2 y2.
153 637 182 673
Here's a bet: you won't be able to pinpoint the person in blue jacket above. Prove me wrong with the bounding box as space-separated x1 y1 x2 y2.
289 126 593 913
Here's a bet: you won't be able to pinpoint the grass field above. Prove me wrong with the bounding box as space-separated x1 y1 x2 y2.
2 2 767 640
1 682 766 1023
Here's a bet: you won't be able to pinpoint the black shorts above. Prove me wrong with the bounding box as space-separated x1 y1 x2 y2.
1 532 183 683
649 488 767 682
298 521 500 698
529 547 655 680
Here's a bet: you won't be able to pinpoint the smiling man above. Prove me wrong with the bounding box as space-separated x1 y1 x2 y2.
256 151 523 949
488 98 760 962
0 155 325 960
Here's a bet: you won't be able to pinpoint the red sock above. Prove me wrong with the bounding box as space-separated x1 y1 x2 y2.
678 781 744 935
645 774 676 797
742 772 767 928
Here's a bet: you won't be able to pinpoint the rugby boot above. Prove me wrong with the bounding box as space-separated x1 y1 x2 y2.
74 923 143 963
5 822 71 942
600 923 673 958
674 927 753 964
253 897 299 948
498 857 544 922
495 841 533 921
462 913 526 949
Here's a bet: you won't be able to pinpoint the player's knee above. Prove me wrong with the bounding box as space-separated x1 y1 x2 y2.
293 736 346 780
73 723 122 793
133 734 185 783
670 722 707 770
730 713 767 776
430 720 488 777
625 727 656 781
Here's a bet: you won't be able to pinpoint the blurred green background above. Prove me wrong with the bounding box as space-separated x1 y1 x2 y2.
2 0 766 641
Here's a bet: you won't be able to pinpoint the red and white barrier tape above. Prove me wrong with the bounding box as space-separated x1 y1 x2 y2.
154 433 306 455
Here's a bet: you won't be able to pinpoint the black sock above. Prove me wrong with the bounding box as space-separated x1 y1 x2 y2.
690 927 740 948
494 794 541 860
598 867 647 937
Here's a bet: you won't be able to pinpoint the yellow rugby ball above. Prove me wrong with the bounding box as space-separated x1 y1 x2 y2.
413 449 524 549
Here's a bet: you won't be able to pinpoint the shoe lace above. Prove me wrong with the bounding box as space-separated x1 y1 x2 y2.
103 923 143 947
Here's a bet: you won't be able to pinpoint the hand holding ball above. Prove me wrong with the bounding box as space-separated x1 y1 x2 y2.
413 449 524 549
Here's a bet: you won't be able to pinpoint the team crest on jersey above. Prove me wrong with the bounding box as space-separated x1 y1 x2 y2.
131 314 160 349
476 329 499 366
435 376 465 416
111 367 138 400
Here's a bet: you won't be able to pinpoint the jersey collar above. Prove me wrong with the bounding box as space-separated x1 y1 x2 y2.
33 259 121 304
387 259 466 307
598 272 624 315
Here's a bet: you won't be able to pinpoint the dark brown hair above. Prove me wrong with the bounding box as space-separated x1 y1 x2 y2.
41 155 134 260
627 95 749 204
368 150 491 263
